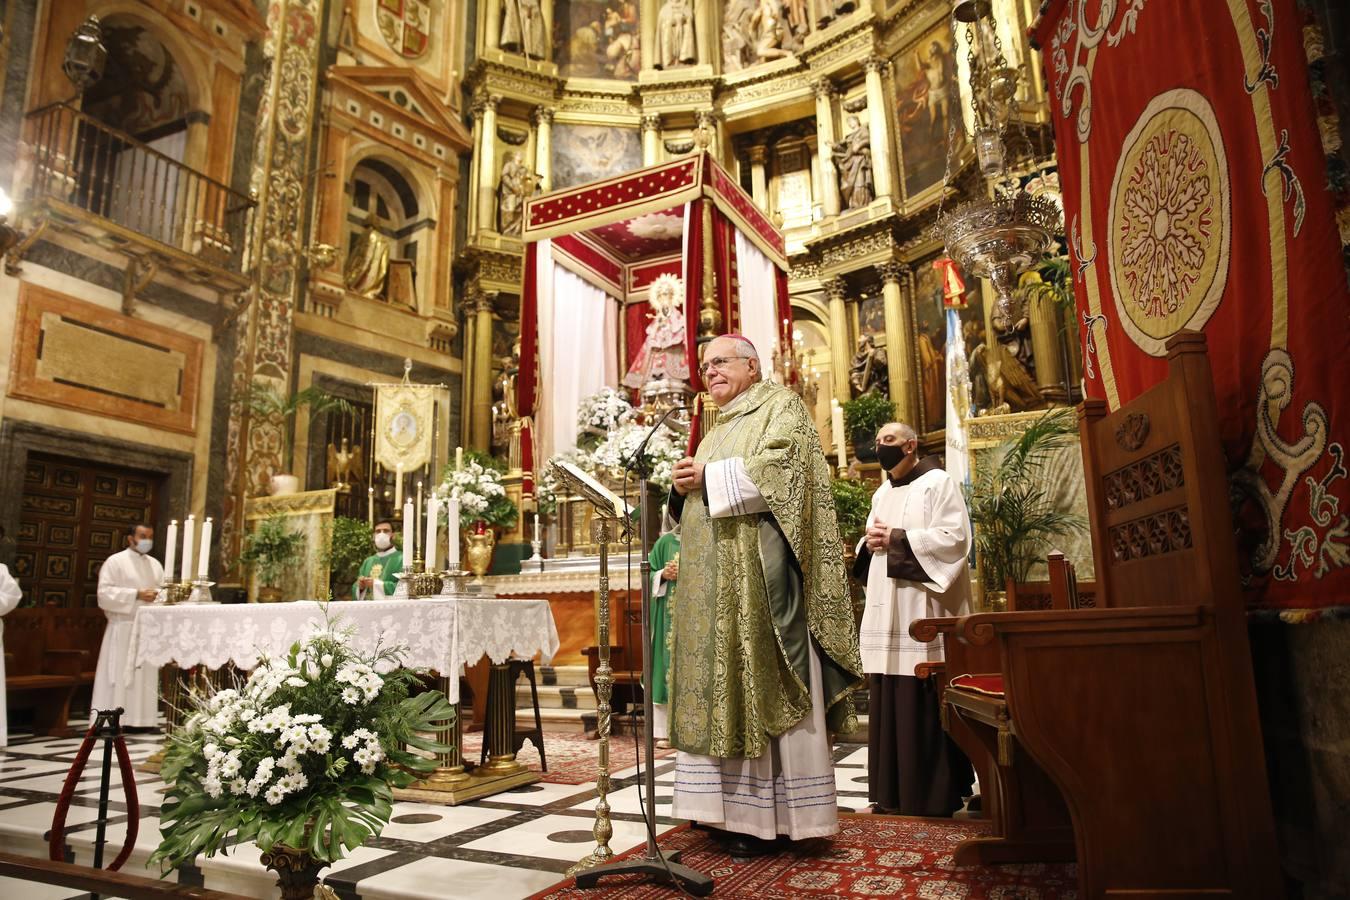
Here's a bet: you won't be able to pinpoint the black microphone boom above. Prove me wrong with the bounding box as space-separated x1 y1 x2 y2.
619 404 691 476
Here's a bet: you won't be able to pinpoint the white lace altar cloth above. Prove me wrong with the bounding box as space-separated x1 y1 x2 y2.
126 597 558 705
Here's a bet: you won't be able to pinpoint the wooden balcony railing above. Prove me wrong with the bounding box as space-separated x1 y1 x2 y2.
25 102 255 271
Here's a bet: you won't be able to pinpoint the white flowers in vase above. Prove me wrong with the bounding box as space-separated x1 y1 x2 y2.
576 387 634 440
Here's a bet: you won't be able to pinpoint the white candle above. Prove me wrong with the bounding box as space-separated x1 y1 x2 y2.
446 496 460 568
426 496 439 572
197 517 213 581
533 513 541 545
415 481 423 553
163 519 178 582
455 446 463 471
395 463 403 510
180 515 195 583
367 487 375 527
402 498 415 565
831 401 846 470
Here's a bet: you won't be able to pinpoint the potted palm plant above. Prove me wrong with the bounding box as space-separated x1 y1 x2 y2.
152 618 454 898
240 514 306 603
965 408 1086 608
239 381 352 495
841 392 896 463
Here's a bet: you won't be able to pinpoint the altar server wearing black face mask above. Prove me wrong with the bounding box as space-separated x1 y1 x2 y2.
852 423 975 817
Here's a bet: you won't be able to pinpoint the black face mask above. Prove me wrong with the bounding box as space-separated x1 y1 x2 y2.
876 442 908 472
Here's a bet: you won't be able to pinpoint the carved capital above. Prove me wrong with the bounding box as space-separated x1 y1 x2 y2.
825 277 849 303
747 144 768 165
640 114 662 133
469 290 498 316
864 55 889 76
878 261 905 286
532 106 554 127
810 78 837 100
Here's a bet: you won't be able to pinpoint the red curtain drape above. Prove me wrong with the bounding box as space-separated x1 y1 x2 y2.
712 205 739 335
624 300 650 401
1034 0 1349 609
516 241 540 491
684 199 706 393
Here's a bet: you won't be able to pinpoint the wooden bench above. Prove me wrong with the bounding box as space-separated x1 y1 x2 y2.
914 332 1282 897
5 607 100 737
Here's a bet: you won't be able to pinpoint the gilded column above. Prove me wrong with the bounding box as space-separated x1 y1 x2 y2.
477 95 501 234
460 291 478 446
641 114 662 166
812 79 841 217
219 0 323 571
1028 294 1065 397
748 144 769 211
640 0 659 74
825 277 851 402
472 291 498 450
863 57 894 201
467 98 485 237
533 107 554 192
879 262 917 426
483 0 502 50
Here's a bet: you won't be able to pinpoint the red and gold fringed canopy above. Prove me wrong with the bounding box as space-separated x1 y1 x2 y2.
1033 0 1350 610
515 152 790 497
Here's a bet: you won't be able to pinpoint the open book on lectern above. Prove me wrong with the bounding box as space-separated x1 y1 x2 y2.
551 460 633 521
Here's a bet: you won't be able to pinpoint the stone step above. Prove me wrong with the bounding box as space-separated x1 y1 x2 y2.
541 664 591 687
517 682 597 711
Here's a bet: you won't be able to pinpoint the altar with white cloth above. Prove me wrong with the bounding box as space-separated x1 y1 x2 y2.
126 596 559 802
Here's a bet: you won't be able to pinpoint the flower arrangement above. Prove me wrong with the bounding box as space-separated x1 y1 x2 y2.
576 387 634 444
439 449 518 529
588 421 684 488
152 618 453 870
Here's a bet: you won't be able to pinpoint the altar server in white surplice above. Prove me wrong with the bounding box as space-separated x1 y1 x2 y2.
93 523 163 729
0 562 23 747
853 421 974 816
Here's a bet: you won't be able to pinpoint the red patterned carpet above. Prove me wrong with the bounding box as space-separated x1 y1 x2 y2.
461 730 675 785
529 815 1078 898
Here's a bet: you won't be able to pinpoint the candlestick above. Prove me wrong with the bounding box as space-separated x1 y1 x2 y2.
426 496 439 573
831 400 846 470
197 517 213 581
402 498 415 566
180 515 195 584
367 487 375 527
163 519 178 581
446 496 460 568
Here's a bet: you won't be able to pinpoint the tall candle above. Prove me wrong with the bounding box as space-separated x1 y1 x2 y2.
831 401 846 470
164 518 178 580
415 481 423 554
197 517 212 581
446 496 460 568
455 446 463 471
395 463 403 510
533 512 541 545
180 515 195 583
402 498 415 566
426 496 439 572
367 487 375 527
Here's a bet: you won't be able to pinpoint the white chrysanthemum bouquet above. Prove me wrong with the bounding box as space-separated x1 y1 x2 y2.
152 618 453 868
576 386 634 438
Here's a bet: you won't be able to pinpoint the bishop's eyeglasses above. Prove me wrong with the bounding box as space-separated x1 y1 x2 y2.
699 355 751 377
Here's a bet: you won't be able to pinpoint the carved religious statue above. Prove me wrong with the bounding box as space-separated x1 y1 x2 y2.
501 0 547 59
497 151 540 236
343 212 390 298
849 333 888 397
624 274 691 390
327 437 364 490
721 0 755 70
655 0 697 69
831 115 875 209
748 0 792 60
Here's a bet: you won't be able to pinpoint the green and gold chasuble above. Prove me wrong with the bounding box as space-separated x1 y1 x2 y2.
669 381 862 759
648 531 679 705
353 549 403 600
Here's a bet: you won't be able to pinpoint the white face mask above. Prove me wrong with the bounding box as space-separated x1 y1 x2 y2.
135 539 153 555
373 532 392 550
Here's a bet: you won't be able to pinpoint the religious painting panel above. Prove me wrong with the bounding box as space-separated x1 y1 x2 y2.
911 255 948 433
550 124 642 189
858 295 885 341
82 19 190 139
893 18 963 203
554 0 641 80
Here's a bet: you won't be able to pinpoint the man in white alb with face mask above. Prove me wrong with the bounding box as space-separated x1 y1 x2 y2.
92 523 164 729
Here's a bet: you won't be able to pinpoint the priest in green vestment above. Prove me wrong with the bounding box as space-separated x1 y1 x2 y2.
668 334 862 853
354 520 402 600
648 522 679 748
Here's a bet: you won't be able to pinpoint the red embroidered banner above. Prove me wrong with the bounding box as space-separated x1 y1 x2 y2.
1035 0 1350 609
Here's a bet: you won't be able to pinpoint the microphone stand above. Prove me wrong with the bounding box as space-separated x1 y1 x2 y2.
574 405 713 896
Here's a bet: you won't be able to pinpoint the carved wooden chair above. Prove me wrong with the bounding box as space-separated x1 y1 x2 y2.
913 332 1282 898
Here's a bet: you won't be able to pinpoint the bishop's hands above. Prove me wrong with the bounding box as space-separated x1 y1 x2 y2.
672 457 705 496
865 520 892 554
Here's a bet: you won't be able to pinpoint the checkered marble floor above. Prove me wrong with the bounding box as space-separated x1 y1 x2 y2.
0 726 871 900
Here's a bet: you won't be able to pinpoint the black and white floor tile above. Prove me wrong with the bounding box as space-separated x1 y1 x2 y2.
0 725 871 900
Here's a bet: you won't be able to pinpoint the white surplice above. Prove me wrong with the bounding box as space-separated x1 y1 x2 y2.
670 449 839 841
0 564 23 747
858 467 973 676
93 547 163 727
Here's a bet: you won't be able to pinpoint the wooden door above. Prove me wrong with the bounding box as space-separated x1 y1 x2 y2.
13 453 160 607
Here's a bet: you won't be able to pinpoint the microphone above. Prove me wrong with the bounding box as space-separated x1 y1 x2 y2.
620 404 691 475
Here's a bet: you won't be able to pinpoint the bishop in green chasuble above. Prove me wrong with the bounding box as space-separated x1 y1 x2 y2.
668 335 862 843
